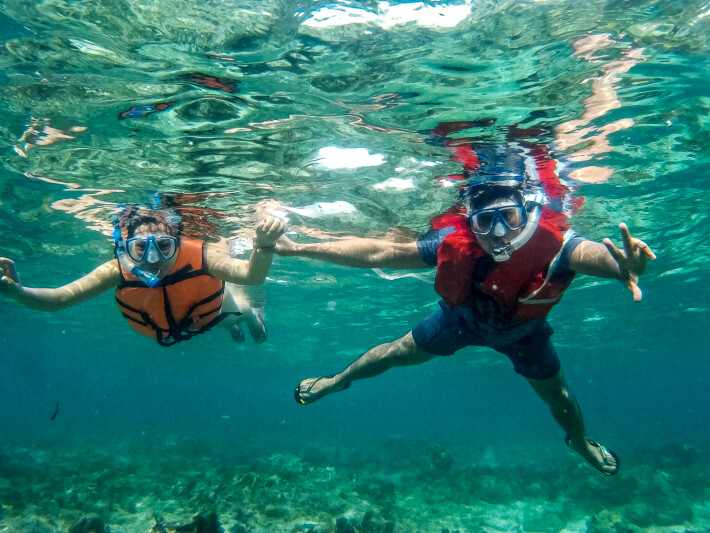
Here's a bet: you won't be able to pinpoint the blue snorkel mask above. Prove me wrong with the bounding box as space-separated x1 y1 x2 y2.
112 195 183 288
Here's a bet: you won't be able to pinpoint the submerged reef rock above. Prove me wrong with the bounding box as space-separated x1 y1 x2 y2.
151 511 222 533
429 445 454 472
587 510 641 533
68 514 105 533
0 440 708 532
335 516 356 533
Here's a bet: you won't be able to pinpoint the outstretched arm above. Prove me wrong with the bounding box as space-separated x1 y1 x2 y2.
205 216 287 285
569 223 656 302
274 235 428 270
0 257 121 311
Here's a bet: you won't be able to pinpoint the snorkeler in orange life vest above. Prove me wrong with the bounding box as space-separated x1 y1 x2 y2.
0 204 287 347
273 144 656 477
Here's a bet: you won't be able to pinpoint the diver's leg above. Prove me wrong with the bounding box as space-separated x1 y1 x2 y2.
220 283 267 343
528 370 618 475
495 321 618 475
295 331 436 403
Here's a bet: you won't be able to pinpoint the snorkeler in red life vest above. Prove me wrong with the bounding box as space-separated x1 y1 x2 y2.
273 140 656 477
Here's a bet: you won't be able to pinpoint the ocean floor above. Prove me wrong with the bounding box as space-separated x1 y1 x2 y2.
0 436 707 533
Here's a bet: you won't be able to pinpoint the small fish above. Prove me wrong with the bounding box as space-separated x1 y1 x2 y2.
50 402 59 421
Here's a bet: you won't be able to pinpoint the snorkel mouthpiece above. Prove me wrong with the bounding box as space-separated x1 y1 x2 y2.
130 266 161 288
492 243 514 262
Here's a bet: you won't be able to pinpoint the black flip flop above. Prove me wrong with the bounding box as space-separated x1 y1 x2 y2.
565 435 620 476
294 375 350 405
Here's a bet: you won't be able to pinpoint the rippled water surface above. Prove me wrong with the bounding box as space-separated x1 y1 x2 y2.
1 1 709 532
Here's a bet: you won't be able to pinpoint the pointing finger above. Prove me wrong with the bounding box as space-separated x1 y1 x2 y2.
619 223 634 257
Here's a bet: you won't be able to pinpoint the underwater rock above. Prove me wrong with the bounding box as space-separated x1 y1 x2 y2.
68 514 105 533
476 474 514 504
191 512 223 533
335 516 357 533
151 511 223 533
429 445 454 472
353 477 397 511
586 510 641 533
359 510 394 533
624 503 655 528
656 504 694 526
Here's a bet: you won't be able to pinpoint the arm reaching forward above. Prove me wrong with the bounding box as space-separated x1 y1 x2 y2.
274 235 429 270
205 215 287 285
569 223 656 302
0 257 121 311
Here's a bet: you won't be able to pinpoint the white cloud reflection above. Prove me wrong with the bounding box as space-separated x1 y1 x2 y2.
303 1 472 30
316 146 385 169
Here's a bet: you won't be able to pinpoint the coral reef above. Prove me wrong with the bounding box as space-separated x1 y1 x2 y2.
0 438 707 533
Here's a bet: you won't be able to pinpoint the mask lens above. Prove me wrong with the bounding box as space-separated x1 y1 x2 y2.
126 237 148 262
155 237 177 260
500 206 526 230
469 210 496 234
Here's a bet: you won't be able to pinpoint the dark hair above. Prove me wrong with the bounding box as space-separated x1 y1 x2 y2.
465 183 524 211
117 205 182 238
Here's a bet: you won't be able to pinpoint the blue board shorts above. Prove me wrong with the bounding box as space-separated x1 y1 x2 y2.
412 301 561 380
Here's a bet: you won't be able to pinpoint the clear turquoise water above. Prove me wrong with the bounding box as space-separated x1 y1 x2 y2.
0 1 709 532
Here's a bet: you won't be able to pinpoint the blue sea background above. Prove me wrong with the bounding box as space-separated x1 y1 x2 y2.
0 1 709 532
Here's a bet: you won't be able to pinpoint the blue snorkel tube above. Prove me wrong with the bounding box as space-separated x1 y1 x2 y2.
112 219 162 289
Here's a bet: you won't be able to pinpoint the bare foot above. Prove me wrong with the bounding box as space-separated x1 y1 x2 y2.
245 310 267 344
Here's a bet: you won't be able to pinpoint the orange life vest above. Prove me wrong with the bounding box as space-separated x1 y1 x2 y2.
432 208 574 319
115 239 227 346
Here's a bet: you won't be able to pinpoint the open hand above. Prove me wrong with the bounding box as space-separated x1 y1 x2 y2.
254 216 287 250
0 257 22 298
603 223 656 302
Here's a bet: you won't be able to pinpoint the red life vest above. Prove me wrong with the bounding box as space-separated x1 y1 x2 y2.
115 239 226 346
432 208 574 319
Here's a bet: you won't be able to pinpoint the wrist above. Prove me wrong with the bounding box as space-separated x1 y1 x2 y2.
253 240 275 253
